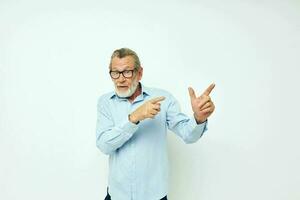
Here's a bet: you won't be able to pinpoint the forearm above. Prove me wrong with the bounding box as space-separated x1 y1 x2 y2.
189 118 208 142
96 117 139 155
169 116 208 144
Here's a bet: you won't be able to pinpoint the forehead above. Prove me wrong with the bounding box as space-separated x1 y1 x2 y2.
111 56 135 71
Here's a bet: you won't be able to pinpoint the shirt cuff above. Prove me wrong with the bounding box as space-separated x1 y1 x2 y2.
117 116 140 138
191 117 208 134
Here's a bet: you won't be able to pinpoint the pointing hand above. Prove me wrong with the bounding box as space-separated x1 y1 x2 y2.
188 83 216 123
129 96 165 124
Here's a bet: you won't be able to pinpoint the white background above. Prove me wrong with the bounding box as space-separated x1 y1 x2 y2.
1 0 300 199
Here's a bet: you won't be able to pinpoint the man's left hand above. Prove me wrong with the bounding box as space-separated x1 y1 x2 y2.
188 83 216 124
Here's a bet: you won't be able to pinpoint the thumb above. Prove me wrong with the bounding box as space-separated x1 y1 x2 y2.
188 87 196 100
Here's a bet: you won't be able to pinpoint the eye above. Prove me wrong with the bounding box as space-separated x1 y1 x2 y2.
123 70 133 78
111 71 119 75
123 70 132 75
109 71 120 79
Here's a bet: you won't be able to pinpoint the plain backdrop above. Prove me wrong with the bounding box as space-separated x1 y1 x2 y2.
1 0 300 199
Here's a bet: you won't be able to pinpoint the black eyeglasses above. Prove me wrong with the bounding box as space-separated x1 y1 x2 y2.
109 69 137 79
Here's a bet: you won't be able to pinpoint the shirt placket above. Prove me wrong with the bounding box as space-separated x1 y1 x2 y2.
127 94 145 200
126 100 137 200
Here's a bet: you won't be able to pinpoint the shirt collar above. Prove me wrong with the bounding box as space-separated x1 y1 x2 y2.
109 82 151 101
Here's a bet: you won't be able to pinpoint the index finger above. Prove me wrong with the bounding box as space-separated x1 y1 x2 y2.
202 83 215 96
150 96 166 103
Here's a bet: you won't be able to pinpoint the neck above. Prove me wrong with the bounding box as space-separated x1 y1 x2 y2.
128 82 141 103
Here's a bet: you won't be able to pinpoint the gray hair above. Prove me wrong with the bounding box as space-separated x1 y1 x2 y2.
109 48 141 70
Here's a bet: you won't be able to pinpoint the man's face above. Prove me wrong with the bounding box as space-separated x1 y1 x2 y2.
110 56 143 97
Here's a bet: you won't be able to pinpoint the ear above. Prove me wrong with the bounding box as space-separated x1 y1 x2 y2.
137 67 143 81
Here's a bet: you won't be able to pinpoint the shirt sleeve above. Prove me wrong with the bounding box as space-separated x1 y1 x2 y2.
95 97 139 155
166 93 208 143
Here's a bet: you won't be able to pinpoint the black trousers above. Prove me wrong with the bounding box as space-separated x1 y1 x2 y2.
104 187 167 200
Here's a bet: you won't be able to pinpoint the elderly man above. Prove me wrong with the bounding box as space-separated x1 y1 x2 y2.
96 48 215 200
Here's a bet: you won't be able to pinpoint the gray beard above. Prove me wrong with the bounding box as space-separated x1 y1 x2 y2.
115 80 139 98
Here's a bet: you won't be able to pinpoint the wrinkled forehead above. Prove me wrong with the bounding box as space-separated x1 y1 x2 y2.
111 56 135 71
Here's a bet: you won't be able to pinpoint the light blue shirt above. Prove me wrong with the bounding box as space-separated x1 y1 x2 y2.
96 83 208 200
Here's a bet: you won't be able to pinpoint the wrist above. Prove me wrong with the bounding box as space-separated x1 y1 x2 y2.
128 114 140 124
194 113 206 124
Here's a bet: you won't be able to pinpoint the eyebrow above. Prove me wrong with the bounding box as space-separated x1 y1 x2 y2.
111 66 134 71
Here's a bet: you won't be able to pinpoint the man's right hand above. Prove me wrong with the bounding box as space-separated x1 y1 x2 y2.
129 96 166 124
